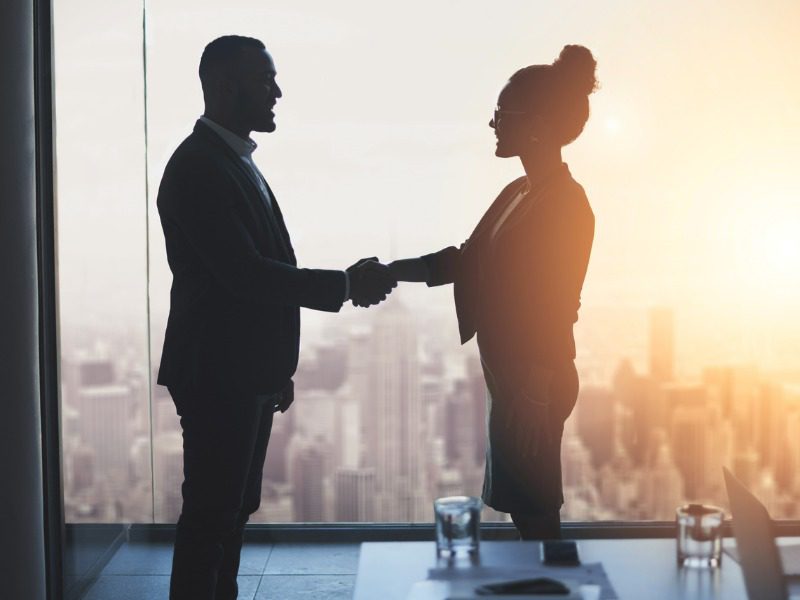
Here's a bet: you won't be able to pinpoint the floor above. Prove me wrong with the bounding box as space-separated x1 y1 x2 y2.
82 541 360 599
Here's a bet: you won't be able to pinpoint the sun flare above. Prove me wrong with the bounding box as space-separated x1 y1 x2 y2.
738 214 800 293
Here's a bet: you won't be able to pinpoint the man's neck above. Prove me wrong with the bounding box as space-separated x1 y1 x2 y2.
202 111 250 141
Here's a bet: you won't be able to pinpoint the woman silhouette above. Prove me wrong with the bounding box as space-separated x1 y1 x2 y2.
389 45 597 539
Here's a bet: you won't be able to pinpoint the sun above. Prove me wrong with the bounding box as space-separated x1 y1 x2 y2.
604 117 621 135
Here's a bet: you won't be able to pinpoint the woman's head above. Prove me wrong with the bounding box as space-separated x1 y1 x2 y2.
491 45 598 158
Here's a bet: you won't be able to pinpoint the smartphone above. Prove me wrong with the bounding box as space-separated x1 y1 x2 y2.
541 540 581 566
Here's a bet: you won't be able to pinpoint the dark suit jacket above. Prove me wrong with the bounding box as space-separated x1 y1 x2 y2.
156 120 346 395
422 164 594 383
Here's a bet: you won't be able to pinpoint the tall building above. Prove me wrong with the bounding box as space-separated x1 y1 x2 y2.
732 447 760 491
264 411 293 484
360 301 427 522
576 386 615 467
561 434 594 490
334 396 361 470
153 431 184 523
293 389 336 443
347 331 372 467
464 354 488 466
75 384 133 491
667 384 717 500
334 467 376 522
62 352 115 393
612 359 662 465
443 379 479 468
783 408 800 495
640 430 684 519
290 438 328 522
648 308 674 383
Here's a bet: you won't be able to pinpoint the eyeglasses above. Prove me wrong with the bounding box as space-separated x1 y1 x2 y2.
493 107 527 125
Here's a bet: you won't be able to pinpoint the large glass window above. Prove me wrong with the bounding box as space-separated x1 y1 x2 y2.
55 0 800 524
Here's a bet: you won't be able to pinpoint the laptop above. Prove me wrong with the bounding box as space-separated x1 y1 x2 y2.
723 467 800 600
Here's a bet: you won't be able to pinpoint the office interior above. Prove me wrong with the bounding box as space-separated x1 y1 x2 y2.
4 0 800 598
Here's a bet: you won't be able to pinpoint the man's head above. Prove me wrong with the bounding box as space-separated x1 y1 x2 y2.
199 36 282 135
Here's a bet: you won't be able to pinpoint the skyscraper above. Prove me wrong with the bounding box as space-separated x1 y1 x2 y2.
333 467 376 522
290 438 328 522
640 429 684 519
153 431 183 522
576 386 615 467
75 384 133 489
648 308 674 383
360 301 427 522
667 384 715 499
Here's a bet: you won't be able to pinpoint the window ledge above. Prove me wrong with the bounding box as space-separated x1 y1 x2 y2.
123 520 800 544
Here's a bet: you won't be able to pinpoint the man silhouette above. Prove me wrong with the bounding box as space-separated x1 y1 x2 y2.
156 35 394 600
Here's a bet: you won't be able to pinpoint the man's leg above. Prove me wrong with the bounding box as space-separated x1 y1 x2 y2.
214 399 274 600
168 388 268 600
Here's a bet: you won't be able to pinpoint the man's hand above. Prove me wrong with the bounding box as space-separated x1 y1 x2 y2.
273 379 294 413
347 258 397 307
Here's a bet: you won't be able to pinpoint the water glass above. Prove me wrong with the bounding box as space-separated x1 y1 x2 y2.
676 503 724 568
434 496 482 558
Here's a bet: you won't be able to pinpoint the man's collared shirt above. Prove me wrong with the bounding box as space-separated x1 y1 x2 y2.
199 116 273 210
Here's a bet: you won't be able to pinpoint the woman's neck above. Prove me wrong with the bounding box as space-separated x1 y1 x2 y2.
520 146 563 188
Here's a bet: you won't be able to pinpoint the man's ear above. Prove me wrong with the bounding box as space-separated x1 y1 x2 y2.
221 75 238 98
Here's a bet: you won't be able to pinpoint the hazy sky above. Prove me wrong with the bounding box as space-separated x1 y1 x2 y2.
53 0 800 374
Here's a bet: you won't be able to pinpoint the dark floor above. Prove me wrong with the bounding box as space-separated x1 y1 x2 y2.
82 541 360 599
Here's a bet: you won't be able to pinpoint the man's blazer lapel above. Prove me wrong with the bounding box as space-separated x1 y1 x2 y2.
261 179 296 265
195 121 291 260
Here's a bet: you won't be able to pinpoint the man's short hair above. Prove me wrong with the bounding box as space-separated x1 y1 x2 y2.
199 35 265 92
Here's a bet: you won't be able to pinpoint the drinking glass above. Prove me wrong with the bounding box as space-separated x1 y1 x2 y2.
676 503 724 568
434 496 482 558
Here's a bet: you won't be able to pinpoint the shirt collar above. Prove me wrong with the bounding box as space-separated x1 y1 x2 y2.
199 116 258 158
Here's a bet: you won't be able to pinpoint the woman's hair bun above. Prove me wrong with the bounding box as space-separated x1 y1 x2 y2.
552 44 598 96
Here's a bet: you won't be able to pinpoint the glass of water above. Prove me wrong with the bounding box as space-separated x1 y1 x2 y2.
676 503 724 568
434 496 482 558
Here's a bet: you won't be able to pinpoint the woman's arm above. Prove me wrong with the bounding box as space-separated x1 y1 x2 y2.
391 245 463 287
388 258 430 282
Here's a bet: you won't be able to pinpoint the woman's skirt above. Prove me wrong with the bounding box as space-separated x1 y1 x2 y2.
480 354 579 515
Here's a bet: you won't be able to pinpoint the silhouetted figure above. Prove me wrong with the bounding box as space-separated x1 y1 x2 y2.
156 36 394 600
390 45 597 540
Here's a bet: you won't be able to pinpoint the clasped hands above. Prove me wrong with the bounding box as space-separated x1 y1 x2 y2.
346 257 397 308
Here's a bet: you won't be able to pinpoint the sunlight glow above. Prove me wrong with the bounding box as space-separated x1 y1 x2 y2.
604 116 621 134
760 224 800 278
734 209 800 297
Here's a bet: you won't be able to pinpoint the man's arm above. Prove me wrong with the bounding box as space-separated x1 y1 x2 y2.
160 158 346 312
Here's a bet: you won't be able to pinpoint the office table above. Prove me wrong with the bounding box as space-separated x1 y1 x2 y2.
353 538 793 599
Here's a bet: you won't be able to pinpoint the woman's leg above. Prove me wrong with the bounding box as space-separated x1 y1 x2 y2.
510 510 562 540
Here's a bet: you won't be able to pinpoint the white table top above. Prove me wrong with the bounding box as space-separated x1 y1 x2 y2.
353 538 800 600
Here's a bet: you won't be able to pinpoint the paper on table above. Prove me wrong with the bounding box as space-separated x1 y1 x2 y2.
407 578 595 600
404 564 617 599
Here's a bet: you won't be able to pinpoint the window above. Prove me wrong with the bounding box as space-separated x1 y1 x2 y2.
55 0 800 524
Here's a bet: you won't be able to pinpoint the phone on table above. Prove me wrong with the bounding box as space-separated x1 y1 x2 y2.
541 540 580 566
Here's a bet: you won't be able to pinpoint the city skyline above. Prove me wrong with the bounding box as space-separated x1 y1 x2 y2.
60 300 800 525
50 0 800 528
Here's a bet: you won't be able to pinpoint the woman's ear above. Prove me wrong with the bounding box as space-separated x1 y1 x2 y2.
527 114 546 143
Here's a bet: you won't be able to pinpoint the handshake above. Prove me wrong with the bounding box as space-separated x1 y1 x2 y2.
346 257 397 308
